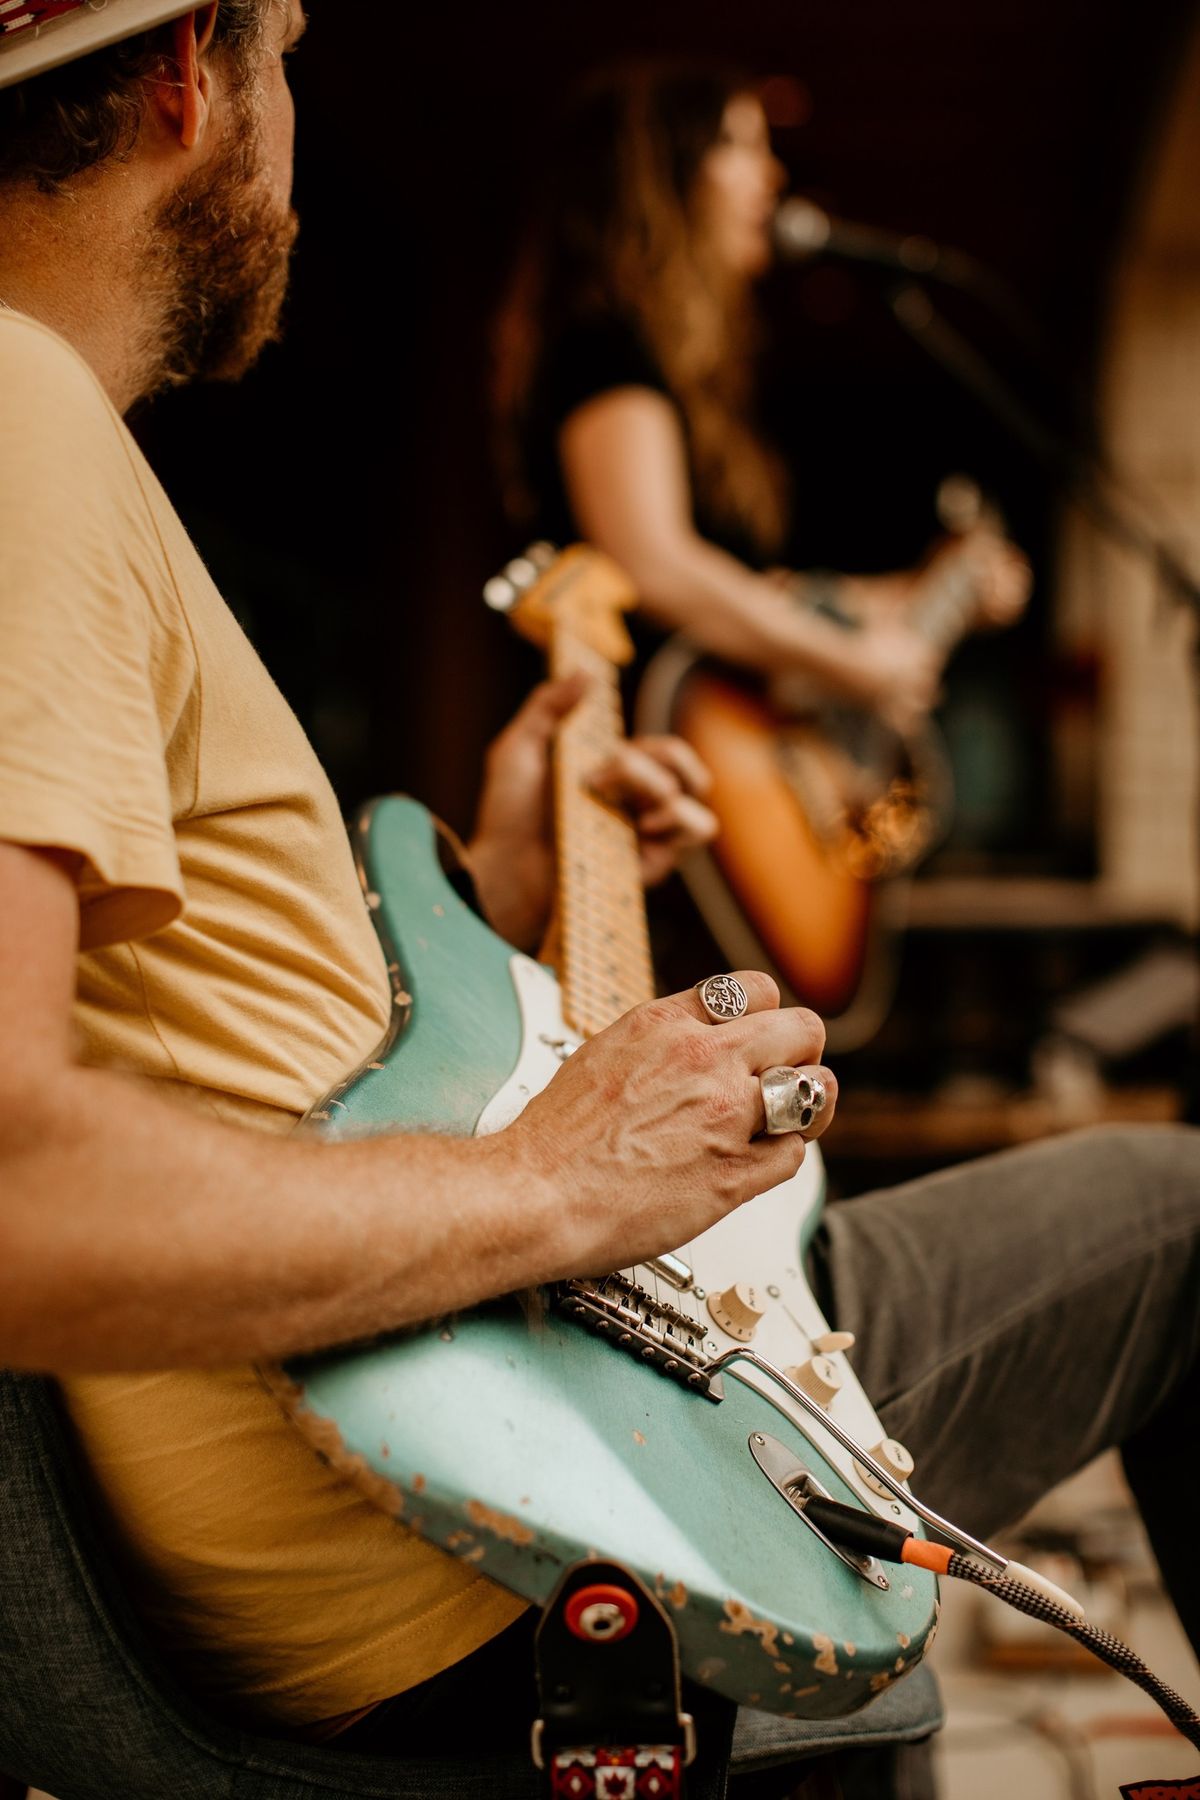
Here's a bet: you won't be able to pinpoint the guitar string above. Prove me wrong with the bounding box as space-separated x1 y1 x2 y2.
552 611 711 1349
557 630 651 1030
549 578 947 1420
553 615 646 1307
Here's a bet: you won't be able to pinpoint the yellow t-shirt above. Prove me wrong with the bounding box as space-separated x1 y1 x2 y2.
0 312 525 1724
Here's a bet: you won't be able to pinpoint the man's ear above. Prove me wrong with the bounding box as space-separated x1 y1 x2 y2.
157 5 220 151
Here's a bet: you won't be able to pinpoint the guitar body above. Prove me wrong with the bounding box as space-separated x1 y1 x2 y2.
637 481 1010 1049
637 640 952 1050
270 796 938 1721
673 669 876 1020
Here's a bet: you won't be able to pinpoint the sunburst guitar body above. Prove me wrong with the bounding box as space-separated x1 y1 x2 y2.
637 480 1003 1049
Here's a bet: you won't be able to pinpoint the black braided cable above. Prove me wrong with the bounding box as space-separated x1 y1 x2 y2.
946 1553 1200 1752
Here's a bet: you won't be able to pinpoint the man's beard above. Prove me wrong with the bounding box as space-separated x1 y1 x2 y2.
137 103 299 397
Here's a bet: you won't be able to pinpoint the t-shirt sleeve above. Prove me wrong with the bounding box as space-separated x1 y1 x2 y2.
541 315 670 431
0 320 184 951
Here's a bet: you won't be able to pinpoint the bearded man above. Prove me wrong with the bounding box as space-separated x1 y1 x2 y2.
0 5 1197 1796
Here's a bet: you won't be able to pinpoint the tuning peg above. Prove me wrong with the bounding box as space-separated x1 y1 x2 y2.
483 543 555 610
482 574 518 612
505 555 540 591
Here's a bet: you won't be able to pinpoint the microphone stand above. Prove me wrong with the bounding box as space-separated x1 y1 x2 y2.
887 280 1200 629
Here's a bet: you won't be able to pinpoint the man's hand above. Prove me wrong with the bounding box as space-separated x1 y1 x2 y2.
588 731 716 887
503 969 836 1279
466 675 717 950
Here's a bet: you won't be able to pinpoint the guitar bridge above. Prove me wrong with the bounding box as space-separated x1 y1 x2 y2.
555 1274 725 1402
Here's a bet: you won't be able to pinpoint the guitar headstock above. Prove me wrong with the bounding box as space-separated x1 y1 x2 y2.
483 542 638 667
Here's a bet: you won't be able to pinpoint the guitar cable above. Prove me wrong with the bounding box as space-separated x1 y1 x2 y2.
798 1492 1200 1753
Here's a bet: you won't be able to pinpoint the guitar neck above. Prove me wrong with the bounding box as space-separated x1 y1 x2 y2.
549 621 655 1036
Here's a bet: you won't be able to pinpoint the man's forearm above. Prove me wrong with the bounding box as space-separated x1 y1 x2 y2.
0 1067 556 1373
0 846 830 1379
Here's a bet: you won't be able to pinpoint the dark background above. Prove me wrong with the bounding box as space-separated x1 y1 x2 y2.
134 0 1197 856
127 0 1200 1151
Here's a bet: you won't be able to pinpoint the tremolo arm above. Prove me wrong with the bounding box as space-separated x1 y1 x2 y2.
555 1274 1006 1571
708 1345 1006 1571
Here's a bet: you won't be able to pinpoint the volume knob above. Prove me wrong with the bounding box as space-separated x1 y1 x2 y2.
855 1437 916 1498
784 1354 843 1408
706 1283 764 1342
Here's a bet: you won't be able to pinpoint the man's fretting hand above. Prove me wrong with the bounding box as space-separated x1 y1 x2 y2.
466 675 716 951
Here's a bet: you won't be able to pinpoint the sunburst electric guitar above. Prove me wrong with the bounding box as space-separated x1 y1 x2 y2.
636 480 1004 1049
266 545 938 1720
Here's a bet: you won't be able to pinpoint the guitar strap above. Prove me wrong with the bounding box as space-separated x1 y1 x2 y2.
532 1559 695 1799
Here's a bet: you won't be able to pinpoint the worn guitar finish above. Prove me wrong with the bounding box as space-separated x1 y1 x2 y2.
269 549 938 1719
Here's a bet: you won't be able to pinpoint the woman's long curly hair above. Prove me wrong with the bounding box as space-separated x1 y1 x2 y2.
493 62 789 560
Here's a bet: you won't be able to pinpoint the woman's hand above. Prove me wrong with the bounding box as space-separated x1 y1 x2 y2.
466 676 717 951
776 526 1030 734
817 622 941 737
921 525 1036 630
950 528 1033 629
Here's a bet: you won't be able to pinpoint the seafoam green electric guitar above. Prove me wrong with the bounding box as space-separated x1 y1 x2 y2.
265 545 938 1720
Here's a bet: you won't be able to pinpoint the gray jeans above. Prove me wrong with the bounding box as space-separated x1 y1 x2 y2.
337 1123 1200 1793
814 1121 1200 1653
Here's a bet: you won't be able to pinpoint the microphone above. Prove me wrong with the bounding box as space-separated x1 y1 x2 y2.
772 196 973 284
773 196 1064 387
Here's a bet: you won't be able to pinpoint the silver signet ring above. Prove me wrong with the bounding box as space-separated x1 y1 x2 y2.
694 974 749 1023
759 1066 828 1135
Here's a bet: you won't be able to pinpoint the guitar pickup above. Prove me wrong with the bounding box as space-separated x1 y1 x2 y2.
644 1253 694 1291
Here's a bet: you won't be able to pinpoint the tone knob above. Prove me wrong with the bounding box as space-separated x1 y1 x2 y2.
855 1437 916 1498
811 1330 856 1355
784 1354 843 1408
706 1282 765 1342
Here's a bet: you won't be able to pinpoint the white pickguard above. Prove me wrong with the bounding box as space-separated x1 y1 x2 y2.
476 954 920 1540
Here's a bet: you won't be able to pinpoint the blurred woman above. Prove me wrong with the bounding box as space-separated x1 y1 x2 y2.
493 63 1027 736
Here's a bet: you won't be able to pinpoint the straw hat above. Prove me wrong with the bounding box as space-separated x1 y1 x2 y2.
0 0 198 90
